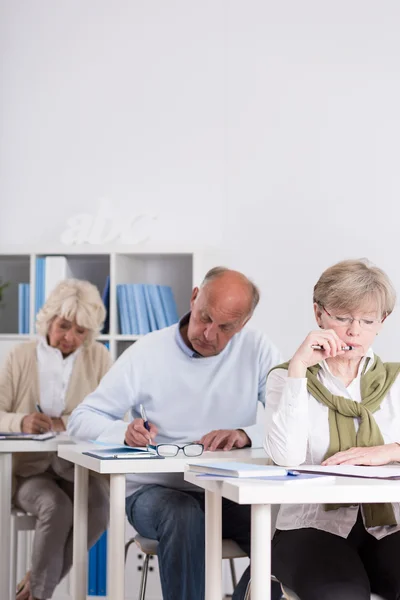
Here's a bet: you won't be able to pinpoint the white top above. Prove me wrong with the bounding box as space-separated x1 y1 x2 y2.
264 348 400 539
68 322 282 497
37 337 80 417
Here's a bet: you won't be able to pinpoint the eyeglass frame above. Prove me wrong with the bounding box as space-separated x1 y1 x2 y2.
149 443 204 457
320 305 387 329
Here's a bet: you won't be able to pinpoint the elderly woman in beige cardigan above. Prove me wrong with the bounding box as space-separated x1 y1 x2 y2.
0 279 111 600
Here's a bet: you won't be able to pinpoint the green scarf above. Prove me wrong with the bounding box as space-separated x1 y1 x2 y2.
272 356 400 527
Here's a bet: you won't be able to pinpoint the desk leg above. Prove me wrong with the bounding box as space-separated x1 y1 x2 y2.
251 504 271 600
107 473 126 600
72 464 88 600
0 453 12 600
205 489 222 600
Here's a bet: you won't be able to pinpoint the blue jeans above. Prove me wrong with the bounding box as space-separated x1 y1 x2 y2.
126 484 282 600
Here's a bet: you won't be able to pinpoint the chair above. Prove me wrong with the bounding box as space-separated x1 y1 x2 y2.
125 534 248 600
10 509 36 598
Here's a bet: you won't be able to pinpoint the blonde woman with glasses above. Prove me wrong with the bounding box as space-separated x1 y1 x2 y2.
0 279 111 600
265 259 400 600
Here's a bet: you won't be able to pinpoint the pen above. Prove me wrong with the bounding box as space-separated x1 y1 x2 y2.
36 403 54 433
311 345 353 351
140 404 152 443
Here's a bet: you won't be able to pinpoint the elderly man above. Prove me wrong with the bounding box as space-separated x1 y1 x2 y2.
68 267 281 600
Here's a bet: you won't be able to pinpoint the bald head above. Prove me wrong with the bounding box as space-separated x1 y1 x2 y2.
200 267 260 318
183 267 260 357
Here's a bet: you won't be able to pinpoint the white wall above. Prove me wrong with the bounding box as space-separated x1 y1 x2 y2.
1 0 400 359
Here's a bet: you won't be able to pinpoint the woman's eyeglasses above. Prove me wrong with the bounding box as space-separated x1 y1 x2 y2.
322 306 386 331
149 443 204 458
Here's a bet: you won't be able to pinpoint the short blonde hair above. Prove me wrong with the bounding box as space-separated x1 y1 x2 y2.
313 259 396 317
36 279 106 344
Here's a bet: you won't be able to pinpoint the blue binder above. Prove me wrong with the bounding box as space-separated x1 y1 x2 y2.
101 276 110 334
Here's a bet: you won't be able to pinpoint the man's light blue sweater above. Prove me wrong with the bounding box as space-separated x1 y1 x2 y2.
68 322 281 497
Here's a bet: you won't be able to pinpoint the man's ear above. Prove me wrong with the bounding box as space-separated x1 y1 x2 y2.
190 287 199 310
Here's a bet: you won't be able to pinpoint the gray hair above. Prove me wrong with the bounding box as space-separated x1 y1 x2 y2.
36 279 106 344
200 266 260 315
313 258 396 317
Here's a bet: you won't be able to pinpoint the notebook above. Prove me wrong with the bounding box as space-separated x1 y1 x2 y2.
196 472 336 484
0 432 56 441
188 462 288 478
293 464 400 480
83 444 164 460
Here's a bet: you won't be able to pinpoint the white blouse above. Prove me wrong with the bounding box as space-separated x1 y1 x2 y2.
36 337 80 418
264 348 400 539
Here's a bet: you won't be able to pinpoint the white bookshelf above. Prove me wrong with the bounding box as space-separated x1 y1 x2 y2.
0 246 228 599
0 248 204 363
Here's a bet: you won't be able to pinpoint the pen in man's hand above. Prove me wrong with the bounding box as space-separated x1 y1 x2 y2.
140 404 152 444
36 403 53 433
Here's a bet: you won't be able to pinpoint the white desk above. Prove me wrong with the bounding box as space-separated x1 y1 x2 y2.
58 445 268 600
0 434 73 600
184 469 400 600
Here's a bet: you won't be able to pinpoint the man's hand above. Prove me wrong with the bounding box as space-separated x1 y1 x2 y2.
51 417 66 432
322 444 400 466
21 413 53 434
125 418 158 447
199 429 251 452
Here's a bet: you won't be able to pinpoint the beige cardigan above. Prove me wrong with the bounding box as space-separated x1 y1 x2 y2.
0 339 112 481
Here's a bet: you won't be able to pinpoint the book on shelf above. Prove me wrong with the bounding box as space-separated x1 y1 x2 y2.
18 283 30 334
101 275 110 334
116 282 179 335
158 285 179 325
143 285 158 331
148 284 168 329
125 285 139 334
35 256 70 318
117 285 129 334
44 256 70 300
132 283 151 334
35 257 45 314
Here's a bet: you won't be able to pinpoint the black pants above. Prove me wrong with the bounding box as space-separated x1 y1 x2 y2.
272 511 400 600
